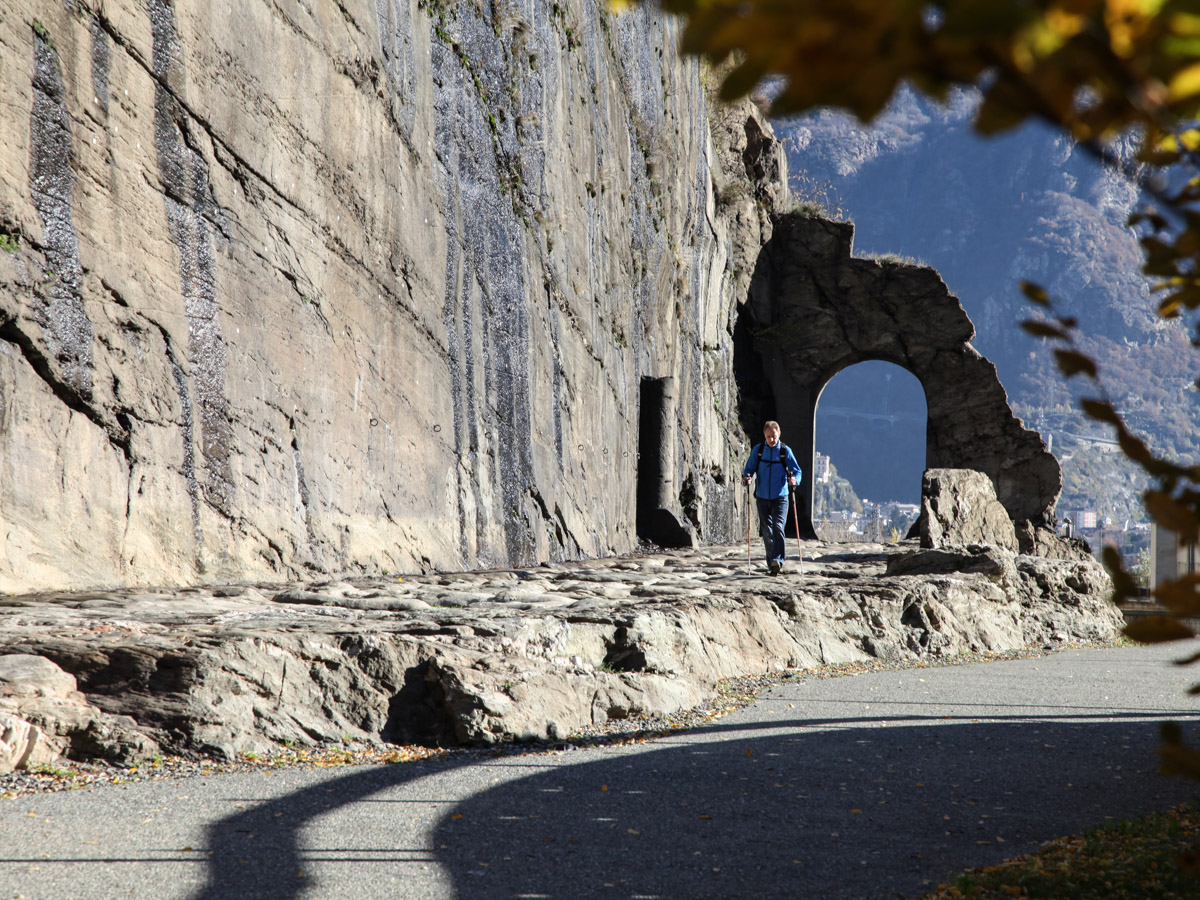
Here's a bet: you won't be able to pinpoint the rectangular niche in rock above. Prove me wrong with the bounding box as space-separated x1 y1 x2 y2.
636 377 694 548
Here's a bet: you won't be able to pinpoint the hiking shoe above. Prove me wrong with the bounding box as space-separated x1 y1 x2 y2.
768 560 780 575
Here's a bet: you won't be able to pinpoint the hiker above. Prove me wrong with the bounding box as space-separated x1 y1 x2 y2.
742 421 802 575
1062 515 1073 539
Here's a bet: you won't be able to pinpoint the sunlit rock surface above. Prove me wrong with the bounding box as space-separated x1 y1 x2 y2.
0 542 1121 761
0 1 781 591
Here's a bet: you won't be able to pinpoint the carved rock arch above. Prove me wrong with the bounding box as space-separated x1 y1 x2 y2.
737 214 1060 545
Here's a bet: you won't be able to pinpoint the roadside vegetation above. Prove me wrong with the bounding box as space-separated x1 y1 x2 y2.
918 803 1200 900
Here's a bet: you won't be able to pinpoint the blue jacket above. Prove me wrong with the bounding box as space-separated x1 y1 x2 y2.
743 442 802 500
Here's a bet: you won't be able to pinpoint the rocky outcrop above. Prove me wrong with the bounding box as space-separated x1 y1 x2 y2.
0 541 1121 759
0 653 159 772
918 468 1019 551
0 1 783 593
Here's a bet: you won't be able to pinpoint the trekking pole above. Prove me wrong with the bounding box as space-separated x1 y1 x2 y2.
745 480 752 575
790 483 804 575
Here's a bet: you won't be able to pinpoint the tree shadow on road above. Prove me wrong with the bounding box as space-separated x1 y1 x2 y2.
195 713 1198 899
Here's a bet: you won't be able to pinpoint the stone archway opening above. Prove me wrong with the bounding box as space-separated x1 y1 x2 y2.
736 213 1062 550
814 360 927 542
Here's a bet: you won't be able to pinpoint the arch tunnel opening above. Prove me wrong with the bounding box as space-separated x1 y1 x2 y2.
814 361 927 542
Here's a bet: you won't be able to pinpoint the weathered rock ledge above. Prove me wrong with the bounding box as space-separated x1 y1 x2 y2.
0 541 1121 772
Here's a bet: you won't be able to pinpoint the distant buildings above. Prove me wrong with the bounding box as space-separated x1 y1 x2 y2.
1061 509 1098 530
814 453 831 484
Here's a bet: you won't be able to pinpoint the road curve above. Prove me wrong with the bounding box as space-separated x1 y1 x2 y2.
2 642 1198 899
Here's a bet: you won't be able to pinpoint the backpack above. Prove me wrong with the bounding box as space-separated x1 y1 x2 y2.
756 441 790 469
754 442 793 492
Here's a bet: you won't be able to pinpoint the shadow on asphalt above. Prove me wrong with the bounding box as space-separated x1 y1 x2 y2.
194 714 1198 899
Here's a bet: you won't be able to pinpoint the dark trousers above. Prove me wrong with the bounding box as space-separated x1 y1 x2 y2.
756 496 789 565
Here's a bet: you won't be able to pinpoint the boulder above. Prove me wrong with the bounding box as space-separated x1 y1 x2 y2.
428 655 711 744
885 545 1017 579
1014 522 1094 560
0 713 61 774
0 654 80 699
918 469 1018 551
0 654 159 769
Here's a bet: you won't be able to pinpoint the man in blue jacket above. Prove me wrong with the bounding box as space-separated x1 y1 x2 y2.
742 420 802 575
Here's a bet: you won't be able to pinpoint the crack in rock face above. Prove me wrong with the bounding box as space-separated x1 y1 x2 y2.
89 16 111 118
167 344 202 542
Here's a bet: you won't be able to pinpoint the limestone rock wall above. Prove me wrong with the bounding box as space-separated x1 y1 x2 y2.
0 1 782 591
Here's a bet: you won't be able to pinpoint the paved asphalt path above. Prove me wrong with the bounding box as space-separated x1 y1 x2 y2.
3 643 1200 900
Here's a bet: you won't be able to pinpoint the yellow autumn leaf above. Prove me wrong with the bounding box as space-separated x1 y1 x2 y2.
1149 130 1200 156
1045 8 1088 40
1169 62 1200 101
1180 129 1200 152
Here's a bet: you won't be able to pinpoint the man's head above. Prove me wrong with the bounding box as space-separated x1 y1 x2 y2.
763 421 781 446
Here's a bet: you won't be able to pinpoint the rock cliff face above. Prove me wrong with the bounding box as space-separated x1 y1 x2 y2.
0 1 782 592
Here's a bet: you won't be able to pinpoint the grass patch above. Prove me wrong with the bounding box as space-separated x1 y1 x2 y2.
789 198 830 218
919 803 1200 899
868 250 927 267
